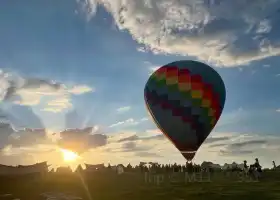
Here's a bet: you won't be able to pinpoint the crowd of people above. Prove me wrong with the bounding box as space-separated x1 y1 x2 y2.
106 158 278 175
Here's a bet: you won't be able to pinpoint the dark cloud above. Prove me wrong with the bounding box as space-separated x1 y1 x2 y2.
107 134 166 154
88 134 107 147
204 136 231 144
219 150 254 156
22 79 63 91
118 135 139 142
209 143 228 148
134 152 162 158
122 141 136 150
9 128 48 148
58 127 108 153
229 140 267 148
0 120 107 154
143 135 165 141
117 134 165 143
214 139 268 156
121 141 151 152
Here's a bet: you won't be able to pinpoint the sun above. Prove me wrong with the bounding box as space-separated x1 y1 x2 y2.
60 149 79 162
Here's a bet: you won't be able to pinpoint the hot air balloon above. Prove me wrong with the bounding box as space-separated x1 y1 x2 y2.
144 60 226 161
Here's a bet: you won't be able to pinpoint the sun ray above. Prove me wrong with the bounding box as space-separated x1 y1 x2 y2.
60 148 80 162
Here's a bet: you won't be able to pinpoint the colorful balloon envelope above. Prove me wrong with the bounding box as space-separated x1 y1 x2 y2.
144 60 226 161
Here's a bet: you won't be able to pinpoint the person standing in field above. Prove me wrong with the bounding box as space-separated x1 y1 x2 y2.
272 161 276 169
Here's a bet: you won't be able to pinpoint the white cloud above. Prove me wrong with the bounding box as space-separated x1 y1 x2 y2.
116 106 131 113
42 96 73 113
81 0 280 67
137 46 146 52
146 129 161 135
92 125 99 133
140 117 148 121
68 85 94 95
276 109 280 112
144 61 160 75
109 118 139 128
276 74 280 77
0 70 93 112
109 116 149 128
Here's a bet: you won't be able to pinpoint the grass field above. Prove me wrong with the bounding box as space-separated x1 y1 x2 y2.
0 171 280 200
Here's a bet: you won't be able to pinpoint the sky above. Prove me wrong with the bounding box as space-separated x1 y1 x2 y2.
0 0 280 170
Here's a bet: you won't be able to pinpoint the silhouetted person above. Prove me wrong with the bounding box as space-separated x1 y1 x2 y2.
127 163 132 171
254 158 261 170
173 163 178 172
253 158 262 177
186 162 193 172
273 161 276 169
243 160 248 170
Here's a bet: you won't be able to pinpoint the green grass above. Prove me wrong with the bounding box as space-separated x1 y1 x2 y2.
0 171 280 200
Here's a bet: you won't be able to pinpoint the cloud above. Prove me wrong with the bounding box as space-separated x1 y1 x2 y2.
41 96 73 113
208 143 228 148
122 141 137 151
229 140 267 148
116 133 165 144
1 126 278 167
102 131 167 158
0 123 49 150
134 152 162 158
140 117 149 121
109 116 149 128
81 0 280 67
120 141 153 153
0 119 107 156
204 136 231 144
109 118 141 128
144 61 160 74
145 129 161 135
0 70 93 112
116 106 131 113
8 128 49 148
205 133 280 160
118 134 139 142
276 109 280 112
58 127 108 153
109 118 137 127
67 85 94 95
219 149 254 156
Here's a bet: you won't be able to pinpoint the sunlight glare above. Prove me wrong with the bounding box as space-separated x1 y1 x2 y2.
60 149 79 162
